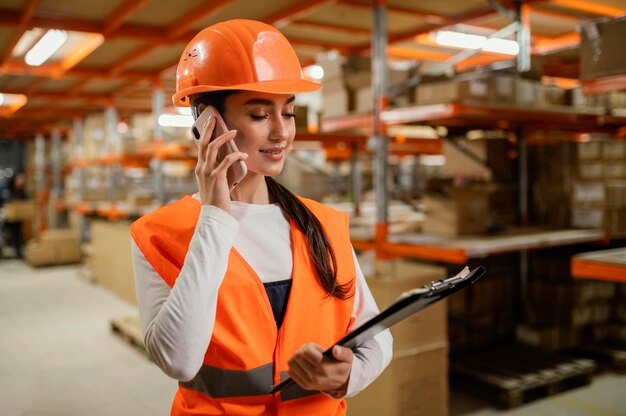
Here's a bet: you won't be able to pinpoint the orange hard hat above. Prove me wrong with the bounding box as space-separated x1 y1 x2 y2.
173 19 320 106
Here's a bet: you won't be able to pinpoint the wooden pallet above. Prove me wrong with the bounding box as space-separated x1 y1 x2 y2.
450 346 596 408
568 342 626 373
110 315 146 354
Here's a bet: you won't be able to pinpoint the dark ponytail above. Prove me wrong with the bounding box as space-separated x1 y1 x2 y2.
266 177 353 300
190 90 352 299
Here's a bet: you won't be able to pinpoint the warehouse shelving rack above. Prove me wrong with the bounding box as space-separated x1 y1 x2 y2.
572 247 626 283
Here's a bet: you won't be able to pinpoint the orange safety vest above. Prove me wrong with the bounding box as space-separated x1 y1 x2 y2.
131 195 356 416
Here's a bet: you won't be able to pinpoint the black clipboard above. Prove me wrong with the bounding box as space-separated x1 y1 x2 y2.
271 265 485 393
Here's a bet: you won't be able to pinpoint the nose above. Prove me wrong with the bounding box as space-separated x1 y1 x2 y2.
269 113 290 142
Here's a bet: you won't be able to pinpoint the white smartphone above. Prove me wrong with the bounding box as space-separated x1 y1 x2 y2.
192 105 247 191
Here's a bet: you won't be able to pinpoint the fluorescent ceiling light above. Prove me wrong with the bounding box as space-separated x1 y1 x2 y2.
158 114 194 128
434 30 519 55
12 28 45 57
483 38 519 55
25 29 68 66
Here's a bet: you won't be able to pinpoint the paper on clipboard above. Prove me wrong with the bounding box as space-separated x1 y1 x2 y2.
271 265 485 393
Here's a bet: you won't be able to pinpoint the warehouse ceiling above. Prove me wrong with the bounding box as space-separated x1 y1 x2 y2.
0 0 624 139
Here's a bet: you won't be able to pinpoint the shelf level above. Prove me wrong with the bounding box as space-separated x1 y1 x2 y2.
321 101 626 133
581 74 626 95
571 247 626 283
384 229 607 264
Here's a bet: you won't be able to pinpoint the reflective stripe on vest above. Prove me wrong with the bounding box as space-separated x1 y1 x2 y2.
180 363 273 398
179 365 318 402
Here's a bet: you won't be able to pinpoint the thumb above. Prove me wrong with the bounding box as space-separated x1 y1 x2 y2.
332 345 351 362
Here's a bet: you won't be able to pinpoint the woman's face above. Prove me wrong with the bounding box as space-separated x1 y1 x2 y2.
222 91 296 178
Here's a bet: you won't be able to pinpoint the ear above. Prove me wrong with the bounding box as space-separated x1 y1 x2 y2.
197 103 208 116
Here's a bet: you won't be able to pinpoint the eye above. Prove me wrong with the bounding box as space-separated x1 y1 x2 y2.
250 114 269 121
283 113 295 119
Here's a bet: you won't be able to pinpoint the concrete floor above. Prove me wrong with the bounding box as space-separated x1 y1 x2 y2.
1 259 625 416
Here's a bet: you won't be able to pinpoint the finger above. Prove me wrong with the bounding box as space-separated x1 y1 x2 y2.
205 130 237 166
332 345 353 363
299 346 324 370
197 116 216 165
288 359 314 386
209 151 248 178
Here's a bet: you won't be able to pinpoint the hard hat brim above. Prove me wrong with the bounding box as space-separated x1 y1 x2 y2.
173 79 321 107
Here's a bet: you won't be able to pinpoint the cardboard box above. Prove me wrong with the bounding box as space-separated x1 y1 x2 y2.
571 206 604 228
604 208 626 237
602 141 626 160
24 228 81 267
572 181 605 206
526 302 593 327
321 77 349 118
580 15 626 79
605 181 626 208
91 220 136 305
366 260 447 351
346 345 448 416
415 77 490 104
528 281 597 305
422 186 491 236
605 162 626 180
574 161 604 180
2 199 36 222
516 324 581 351
515 78 539 105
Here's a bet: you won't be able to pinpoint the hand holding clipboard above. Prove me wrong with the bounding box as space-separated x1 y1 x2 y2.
272 266 485 394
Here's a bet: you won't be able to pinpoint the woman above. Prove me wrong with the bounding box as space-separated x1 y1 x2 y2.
131 19 392 415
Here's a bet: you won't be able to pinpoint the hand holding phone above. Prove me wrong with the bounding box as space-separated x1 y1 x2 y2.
192 106 247 191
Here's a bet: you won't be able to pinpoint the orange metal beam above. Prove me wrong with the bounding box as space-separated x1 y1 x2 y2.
582 73 626 95
109 43 160 76
286 36 352 54
529 7 581 22
289 21 371 36
387 46 451 62
0 0 42 65
533 31 580 54
103 0 152 35
456 54 514 72
571 257 626 283
167 1 234 40
60 33 105 71
264 0 337 27
549 0 625 16
0 10 198 43
338 0 451 24
0 60 155 81
381 241 468 264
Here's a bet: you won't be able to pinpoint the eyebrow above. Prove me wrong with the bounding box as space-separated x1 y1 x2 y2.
243 95 296 106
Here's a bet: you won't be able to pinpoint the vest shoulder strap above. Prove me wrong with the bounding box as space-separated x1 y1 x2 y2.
130 196 200 286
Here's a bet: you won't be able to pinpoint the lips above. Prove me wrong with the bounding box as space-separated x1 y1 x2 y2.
259 147 285 154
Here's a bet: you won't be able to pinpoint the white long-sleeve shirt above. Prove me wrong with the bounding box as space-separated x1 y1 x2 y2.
131 196 392 398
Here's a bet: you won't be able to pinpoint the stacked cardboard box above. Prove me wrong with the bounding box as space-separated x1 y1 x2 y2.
604 181 626 238
531 140 626 233
347 259 448 416
446 255 517 352
424 192 515 235
2 199 36 222
318 53 349 119
580 15 626 80
517 250 618 351
25 228 81 267
422 185 491 236
91 220 136 305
